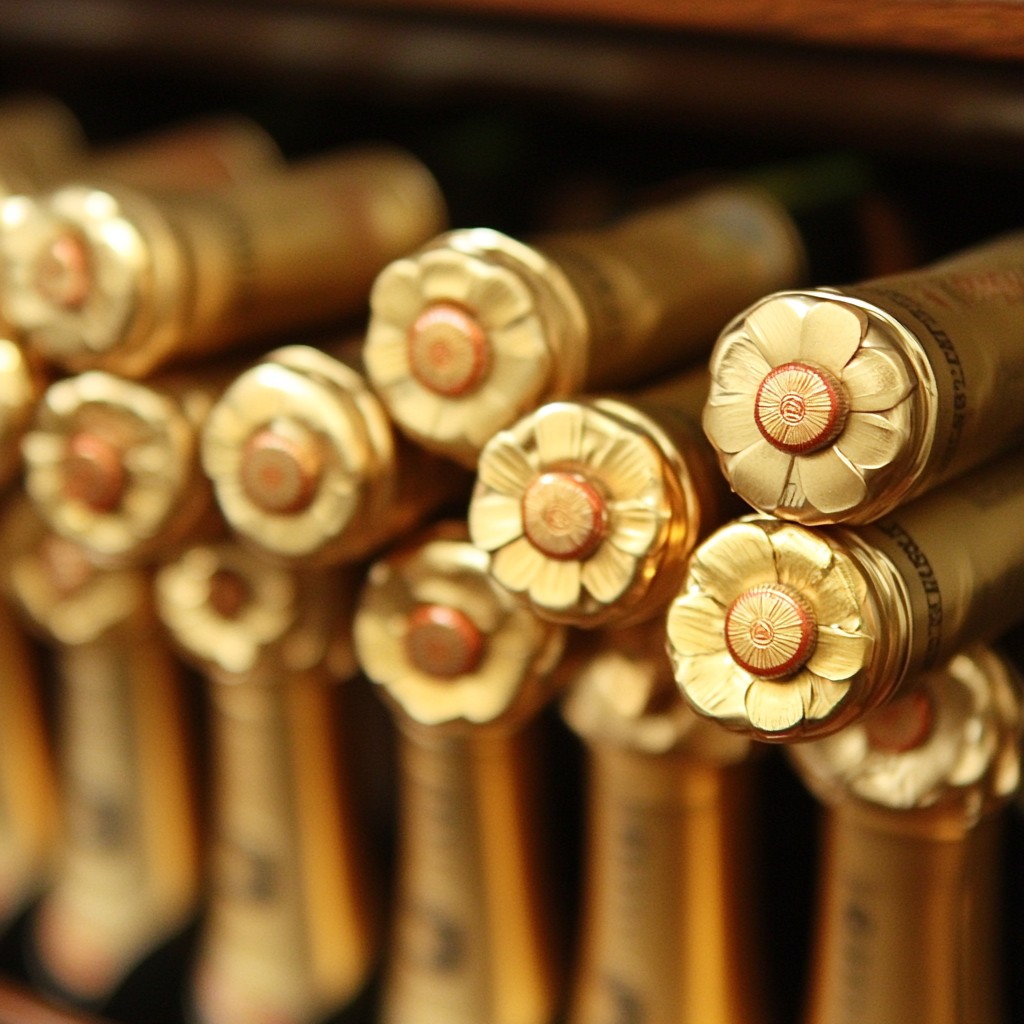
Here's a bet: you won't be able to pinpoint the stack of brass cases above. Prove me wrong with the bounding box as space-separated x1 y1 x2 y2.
155 543 379 1024
792 645 1022 1024
353 525 567 1024
560 617 763 1024
3 503 200 1018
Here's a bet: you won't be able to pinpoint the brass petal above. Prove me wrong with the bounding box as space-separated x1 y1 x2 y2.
843 346 914 412
809 554 865 631
806 626 873 681
466 263 533 329
802 672 851 720
369 258 423 326
590 431 659 498
796 446 867 514
676 650 750 719
468 491 524 551
418 252 473 302
580 540 635 603
606 502 661 556
490 535 546 593
529 555 581 609
361 321 410 387
727 439 796 512
702 391 761 453
666 590 728 656
709 332 772 393
477 435 535 496
835 411 905 470
798 300 866 370
687 519 777 606
534 403 586 465
743 297 803 365
744 678 806 732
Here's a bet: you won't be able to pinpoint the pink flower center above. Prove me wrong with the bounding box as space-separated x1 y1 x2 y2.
521 471 608 561
724 582 818 678
407 301 491 397
240 424 323 514
754 361 849 454
404 603 485 679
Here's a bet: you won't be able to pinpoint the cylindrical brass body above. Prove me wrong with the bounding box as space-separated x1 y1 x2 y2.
704 230 1024 524
1 147 448 377
22 365 235 565
469 367 736 628
6 521 198 1008
354 525 567 1023
667 452 1024 741
154 542 379 1024
0 597 56 932
560 617 762 1024
201 341 468 565
383 725 560 1024
790 645 1021 1024
365 183 806 466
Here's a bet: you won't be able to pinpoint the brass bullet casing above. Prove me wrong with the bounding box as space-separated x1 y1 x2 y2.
666 451 1024 742
155 542 379 1024
705 230 1024 524
4 509 199 1010
0 146 448 378
560 618 764 1024
364 181 806 466
469 367 733 629
22 365 233 565
0 333 47 491
201 340 469 565
790 645 1022 1024
353 524 567 1024
0 95 87 198
0 590 57 935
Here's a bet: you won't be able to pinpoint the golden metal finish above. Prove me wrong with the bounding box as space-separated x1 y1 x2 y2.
0 594 57 932
201 343 468 565
0 95 86 199
4 510 198 1005
22 367 228 564
666 452 1024 741
791 646 1021 1024
354 525 567 1024
469 368 731 629
154 542 378 1024
354 523 566 730
705 230 1024 523
365 184 805 466
0 146 448 377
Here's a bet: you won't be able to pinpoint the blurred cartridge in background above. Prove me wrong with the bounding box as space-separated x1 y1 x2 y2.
0 146 447 378
201 340 468 566
790 645 1021 1024
666 452 1024 742
354 524 568 1024
560 617 766 1024
5 505 199 1022
22 365 236 566
704 229 1024 524
156 542 380 1024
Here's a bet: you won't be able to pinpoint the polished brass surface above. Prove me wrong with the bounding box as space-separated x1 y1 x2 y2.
705 230 1024 523
791 646 1022 1024
5 512 198 1004
22 366 229 564
561 618 762 1024
667 453 1024 740
0 595 57 932
365 184 805 466
201 343 467 565
354 525 566 1023
469 368 731 628
155 542 378 1024
0 146 448 377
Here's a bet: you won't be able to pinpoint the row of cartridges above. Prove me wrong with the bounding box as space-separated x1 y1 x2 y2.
0 94 1020 1024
